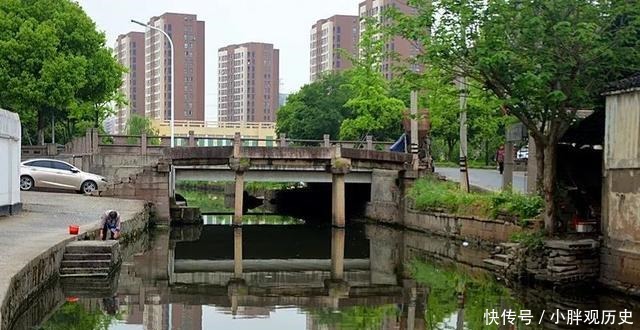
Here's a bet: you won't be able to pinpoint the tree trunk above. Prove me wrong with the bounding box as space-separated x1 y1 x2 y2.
37 110 45 145
447 139 456 162
534 138 545 194
484 139 489 166
542 142 557 235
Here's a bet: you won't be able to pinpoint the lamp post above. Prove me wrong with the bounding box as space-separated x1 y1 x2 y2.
131 19 175 147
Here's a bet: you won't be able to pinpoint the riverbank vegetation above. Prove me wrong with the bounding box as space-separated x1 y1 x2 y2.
409 178 543 221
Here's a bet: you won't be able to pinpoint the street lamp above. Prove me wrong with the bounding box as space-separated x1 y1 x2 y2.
131 19 175 147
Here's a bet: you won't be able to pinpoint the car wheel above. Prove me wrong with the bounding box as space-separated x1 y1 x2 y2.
81 180 98 194
20 176 34 191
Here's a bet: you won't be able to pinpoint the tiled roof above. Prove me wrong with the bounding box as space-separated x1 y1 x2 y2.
604 73 640 94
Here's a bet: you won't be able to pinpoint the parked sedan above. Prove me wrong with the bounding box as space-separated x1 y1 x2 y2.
20 159 107 194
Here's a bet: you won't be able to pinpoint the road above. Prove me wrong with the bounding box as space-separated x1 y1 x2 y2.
435 167 527 193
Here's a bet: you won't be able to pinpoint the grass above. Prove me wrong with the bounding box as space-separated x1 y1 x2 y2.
409 177 543 220
176 181 293 193
177 189 232 212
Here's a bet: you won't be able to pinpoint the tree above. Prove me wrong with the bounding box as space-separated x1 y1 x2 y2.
393 0 640 234
126 114 159 145
276 72 354 140
0 0 124 145
339 17 405 141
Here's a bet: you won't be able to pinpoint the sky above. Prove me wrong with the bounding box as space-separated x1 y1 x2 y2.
76 0 363 121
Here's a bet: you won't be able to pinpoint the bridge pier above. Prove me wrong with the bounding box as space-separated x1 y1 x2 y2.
233 227 243 278
331 146 351 228
234 172 244 225
331 228 345 280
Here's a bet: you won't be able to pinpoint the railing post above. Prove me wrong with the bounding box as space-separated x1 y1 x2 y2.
366 135 373 150
91 128 99 155
188 130 196 147
324 134 331 147
279 133 288 147
233 132 242 157
141 134 147 156
85 129 91 154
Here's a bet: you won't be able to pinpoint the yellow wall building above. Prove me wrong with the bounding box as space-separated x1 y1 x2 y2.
151 120 278 147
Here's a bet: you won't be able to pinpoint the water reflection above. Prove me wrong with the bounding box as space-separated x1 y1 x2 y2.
33 222 640 330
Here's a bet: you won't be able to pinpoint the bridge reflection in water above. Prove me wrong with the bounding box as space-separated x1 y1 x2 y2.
113 223 427 330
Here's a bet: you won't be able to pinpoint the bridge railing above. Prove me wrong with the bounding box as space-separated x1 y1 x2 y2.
60 129 397 156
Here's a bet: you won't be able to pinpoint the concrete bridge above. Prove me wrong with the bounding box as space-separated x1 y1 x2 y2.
32 129 425 225
167 133 413 226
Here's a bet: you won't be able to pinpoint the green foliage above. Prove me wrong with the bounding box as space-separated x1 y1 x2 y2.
177 189 232 213
312 305 398 330
339 17 405 141
276 72 354 140
125 115 159 145
393 0 640 231
0 0 125 145
38 301 118 330
511 230 546 252
411 261 522 330
490 190 544 220
409 177 542 220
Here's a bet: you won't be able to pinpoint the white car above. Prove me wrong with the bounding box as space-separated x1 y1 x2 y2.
517 147 529 160
20 159 107 193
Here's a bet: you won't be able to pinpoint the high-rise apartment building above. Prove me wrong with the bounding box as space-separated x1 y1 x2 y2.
309 15 359 82
218 43 280 122
145 13 205 122
114 32 145 134
358 0 419 79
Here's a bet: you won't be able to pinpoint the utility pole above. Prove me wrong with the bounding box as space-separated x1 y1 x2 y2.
457 76 470 192
410 90 419 171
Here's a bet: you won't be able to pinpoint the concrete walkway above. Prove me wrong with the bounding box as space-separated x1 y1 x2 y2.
0 192 145 327
435 167 528 193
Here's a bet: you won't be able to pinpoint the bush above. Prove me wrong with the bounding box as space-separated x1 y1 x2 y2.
409 177 543 221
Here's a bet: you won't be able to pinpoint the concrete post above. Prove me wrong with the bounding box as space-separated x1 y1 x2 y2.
366 135 373 150
234 227 242 278
233 132 242 157
141 134 147 156
91 128 99 154
331 228 345 280
324 134 331 147
503 141 514 191
332 173 346 227
85 129 91 154
188 130 196 147
234 172 244 225
331 144 348 228
279 133 287 147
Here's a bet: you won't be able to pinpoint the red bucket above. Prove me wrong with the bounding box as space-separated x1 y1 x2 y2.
69 225 79 235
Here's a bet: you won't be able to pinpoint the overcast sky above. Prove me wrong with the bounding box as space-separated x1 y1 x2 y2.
76 0 362 120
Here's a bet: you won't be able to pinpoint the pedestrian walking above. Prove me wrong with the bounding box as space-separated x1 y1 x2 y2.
496 145 505 175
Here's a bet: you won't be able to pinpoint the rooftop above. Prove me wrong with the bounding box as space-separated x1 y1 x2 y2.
603 73 640 95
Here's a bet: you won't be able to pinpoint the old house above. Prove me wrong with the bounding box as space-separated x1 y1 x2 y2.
601 74 640 294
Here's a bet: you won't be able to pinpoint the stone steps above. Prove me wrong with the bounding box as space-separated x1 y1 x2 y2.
63 253 112 261
483 258 509 270
60 240 121 278
61 260 111 269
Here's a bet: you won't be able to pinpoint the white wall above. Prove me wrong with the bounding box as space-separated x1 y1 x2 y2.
0 109 21 215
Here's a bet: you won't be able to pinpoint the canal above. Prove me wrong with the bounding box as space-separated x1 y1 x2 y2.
26 188 640 329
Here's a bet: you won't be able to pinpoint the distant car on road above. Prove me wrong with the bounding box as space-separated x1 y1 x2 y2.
20 159 107 194
516 147 529 160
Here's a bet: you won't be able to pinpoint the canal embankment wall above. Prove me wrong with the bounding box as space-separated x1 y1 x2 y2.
0 193 149 330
